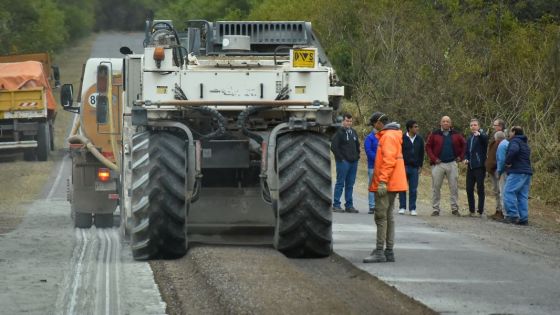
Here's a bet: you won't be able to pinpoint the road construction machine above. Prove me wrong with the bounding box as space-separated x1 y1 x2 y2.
0 53 60 161
62 19 344 259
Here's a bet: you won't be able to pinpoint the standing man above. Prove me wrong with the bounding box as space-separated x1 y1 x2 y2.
501 126 532 225
486 119 506 219
425 116 466 217
495 131 509 215
464 119 488 217
331 113 360 213
398 120 424 216
365 120 379 214
363 112 407 263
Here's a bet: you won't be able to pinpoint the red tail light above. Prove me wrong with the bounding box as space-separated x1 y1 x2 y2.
97 168 111 182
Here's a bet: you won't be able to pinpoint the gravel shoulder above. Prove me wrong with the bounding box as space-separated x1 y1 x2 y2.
151 246 436 315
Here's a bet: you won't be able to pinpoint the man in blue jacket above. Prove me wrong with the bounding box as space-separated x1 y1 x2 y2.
398 120 424 216
502 126 532 225
464 119 488 217
365 118 379 214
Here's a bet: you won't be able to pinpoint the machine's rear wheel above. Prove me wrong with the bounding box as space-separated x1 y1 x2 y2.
130 131 187 260
274 132 332 258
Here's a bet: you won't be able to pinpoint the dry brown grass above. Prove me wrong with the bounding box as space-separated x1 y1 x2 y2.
0 36 95 234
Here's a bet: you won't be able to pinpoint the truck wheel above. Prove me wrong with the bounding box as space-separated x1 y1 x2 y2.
274 132 333 258
95 213 114 228
37 122 50 161
75 212 93 228
49 122 55 151
23 149 36 161
130 131 187 260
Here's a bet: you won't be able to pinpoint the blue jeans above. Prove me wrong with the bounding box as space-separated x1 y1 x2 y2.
399 165 419 210
368 168 375 209
333 160 358 208
503 173 531 223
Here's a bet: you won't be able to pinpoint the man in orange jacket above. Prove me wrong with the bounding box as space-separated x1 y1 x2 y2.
364 112 407 263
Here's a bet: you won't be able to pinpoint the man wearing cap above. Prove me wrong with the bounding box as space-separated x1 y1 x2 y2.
363 112 407 263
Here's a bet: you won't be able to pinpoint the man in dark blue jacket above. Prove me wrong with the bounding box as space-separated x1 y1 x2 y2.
464 118 488 216
331 113 360 213
398 120 424 216
502 126 532 225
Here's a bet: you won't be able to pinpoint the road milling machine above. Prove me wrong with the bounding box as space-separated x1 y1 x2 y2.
61 20 344 259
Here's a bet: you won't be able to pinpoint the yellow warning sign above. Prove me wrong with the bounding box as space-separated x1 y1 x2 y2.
292 49 316 68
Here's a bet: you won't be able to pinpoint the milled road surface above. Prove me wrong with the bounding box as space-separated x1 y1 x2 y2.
151 246 434 315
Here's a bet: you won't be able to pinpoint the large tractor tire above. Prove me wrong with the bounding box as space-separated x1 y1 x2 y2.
274 132 332 258
130 131 187 260
37 122 50 161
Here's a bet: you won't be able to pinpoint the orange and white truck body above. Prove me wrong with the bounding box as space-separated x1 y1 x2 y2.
62 58 123 228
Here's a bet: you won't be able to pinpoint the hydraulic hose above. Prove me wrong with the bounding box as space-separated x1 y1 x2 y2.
68 119 119 171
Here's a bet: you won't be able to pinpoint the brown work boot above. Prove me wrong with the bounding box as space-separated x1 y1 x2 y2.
491 210 504 220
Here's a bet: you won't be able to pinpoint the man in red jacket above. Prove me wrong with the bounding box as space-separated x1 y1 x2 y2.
425 116 466 216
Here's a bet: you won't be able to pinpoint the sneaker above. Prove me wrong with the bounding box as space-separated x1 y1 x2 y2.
452 210 461 217
384 249 395 262
368 208 375 214
363 249 387 263
345 207 359 213
398 208 406 215
431 210 440 216
332 206 344 213
410 210 417 216
468 212 476 217
517 221 529 226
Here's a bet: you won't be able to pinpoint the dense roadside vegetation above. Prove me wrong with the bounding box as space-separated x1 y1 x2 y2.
1 0 558 204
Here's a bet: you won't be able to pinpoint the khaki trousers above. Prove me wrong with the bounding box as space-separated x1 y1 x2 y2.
431 161 459 212
499 173 507 211
374 192 396 250
488 170 502 211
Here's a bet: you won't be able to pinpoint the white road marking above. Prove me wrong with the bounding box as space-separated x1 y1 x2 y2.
95 229 107 315
68 229 87 315
113 229 122 315
47 114 78 200
378 277 514 284
104 229 111 315
47 155 69 200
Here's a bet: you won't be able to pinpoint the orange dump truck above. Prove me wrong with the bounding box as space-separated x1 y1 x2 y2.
0 53 60 161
